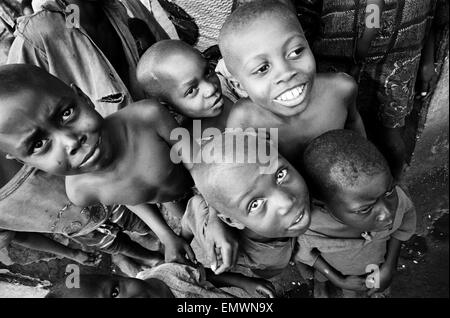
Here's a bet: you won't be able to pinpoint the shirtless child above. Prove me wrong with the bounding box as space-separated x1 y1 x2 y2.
137 39 233 132
218 0 366 168
0 64 194 264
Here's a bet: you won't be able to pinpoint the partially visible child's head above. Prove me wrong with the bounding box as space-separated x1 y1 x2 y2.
190 130 310 238
0 64 113 176
45 274 173 298
303 130 397 232
219 0 316 117
137 40 224 118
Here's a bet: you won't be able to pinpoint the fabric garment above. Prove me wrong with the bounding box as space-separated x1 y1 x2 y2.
7 0 160 117
313 0 436 128
181 194 296 279
295 186 416 277
136 263 236 298
0 165 110 236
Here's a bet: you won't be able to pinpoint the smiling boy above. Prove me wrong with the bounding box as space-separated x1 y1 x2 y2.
218 0 366 168
0 64 196 264
181 130 311 278
297 130 416 298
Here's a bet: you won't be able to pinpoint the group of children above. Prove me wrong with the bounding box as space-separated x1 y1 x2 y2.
0 0 422 298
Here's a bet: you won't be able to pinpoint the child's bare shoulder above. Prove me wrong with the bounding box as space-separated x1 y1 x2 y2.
316 72 358 102
125 99 173 123
65 177 98 207
226 98 264 128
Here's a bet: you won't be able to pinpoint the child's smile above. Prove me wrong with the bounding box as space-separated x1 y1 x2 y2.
223 14 316 117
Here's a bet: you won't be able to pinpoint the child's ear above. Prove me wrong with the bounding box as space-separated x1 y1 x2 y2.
70 84 95 109
5 153 24 164
5 153 15 160
227 77 248 98
217 213 245 230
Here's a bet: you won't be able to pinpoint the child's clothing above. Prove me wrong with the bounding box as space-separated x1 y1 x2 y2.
136 263 238 298
313 0 436 128
7 0 166 117
181 194 296 279
295 186 416 279
0 165 150 254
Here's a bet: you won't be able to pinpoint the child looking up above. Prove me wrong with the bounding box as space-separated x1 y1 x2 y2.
297 129 416 297
0 64 194 264
218 0 366 168
182 130 311 279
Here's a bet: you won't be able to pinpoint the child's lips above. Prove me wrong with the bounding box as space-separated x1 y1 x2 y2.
288 206 310 230
78 137 101 169
274 83 307 107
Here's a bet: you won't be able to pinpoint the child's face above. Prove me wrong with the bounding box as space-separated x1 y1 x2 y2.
0 86 111 176
216 156 311 238
61 275 172 298
225 14 316 117
161 50 224 118
327 170 398 232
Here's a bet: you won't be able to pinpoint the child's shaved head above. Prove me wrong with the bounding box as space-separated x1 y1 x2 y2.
0 64 72 99
137 40 201 100
303 130 390 201
190 130 276 211
137 40 224 118
219 0 302 75
189 129 311 238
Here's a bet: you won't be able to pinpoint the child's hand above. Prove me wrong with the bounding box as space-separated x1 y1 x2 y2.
205 206 239 275
163 234 197 265
366 263 394 297
239 277 276 298
417 62 438 99
72 250 102 267
337 275 369 291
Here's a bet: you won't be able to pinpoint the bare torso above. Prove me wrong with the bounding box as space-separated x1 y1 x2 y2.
225 73 353 168
66 102 193 206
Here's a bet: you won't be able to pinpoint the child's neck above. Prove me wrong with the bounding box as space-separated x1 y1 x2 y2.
242 227 290 243
91 117 128 175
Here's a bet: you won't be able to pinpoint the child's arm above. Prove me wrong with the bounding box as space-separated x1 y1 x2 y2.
205 269 275 298
126 203 196 265
204 206 239 274
313 255 368 291
340 74 367 137
417 25 437 97
367 237 401 296
350 0 385 79
12 232 101 266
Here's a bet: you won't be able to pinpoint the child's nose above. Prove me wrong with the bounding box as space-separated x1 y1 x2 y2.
273 190 295 215
376 204 393 224
203 81 217 98
274 61 297 84
60 133 86 155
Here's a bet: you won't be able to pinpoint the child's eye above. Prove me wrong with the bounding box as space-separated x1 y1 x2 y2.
276 168 288 184
61 107 74 122
110 285 120 298
248 199 265 213
31 139 49 154
355 206 372 215
255 64 270 74
288 47 304 59
185 87 199 97
385 187 396 197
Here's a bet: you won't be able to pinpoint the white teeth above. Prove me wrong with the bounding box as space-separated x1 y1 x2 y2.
277 85 304 101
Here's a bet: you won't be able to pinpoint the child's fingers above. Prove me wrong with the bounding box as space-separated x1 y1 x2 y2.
214 245 233 274
207 242 219 272
256 286 275 298
184 245 197 263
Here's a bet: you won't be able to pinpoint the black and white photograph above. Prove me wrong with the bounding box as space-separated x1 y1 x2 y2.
0 0 448 303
